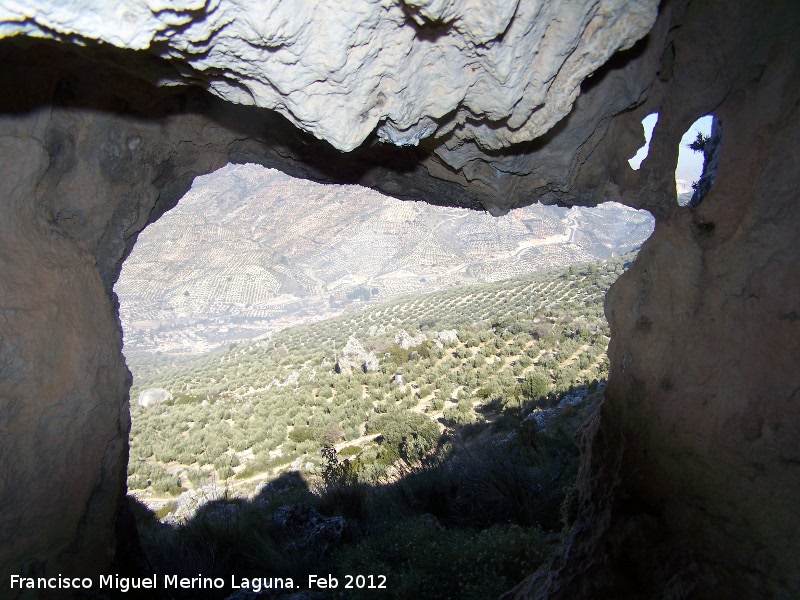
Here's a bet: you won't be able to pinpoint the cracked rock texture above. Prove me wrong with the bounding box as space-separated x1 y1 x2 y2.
0 0 658 153
0 0 799 598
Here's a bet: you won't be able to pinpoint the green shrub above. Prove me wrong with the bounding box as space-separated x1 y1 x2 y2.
128 475 148 490
338 444 361 457
369 412 440 464
429 396 445 411
443 406 478 426
336 518 549 600
217 465 234 480
318 445 367 519
155 501 178 520
518 369 551 401
288 425 317 443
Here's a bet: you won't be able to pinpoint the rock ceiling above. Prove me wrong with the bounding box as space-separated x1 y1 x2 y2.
0 1 799 598
2 0 658 151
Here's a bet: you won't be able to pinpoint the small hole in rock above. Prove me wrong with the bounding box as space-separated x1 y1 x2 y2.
628 113 659 171
676 115 716 206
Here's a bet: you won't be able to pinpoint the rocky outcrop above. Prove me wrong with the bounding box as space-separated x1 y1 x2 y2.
272 504 349 556
164 483 227 524
394 329 427 350
0 0 798 598
0 1 670 219
504 2 800 598
436 330 459 345
336 336 380 373
136 388 172 408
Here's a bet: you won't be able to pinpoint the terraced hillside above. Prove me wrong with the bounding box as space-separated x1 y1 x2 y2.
117 164 652 354
128 253 632 510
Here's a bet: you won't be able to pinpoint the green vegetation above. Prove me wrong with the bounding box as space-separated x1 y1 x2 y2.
335 519 549 599
127 254 629 494
131 384 597 599
126 254 634 599
688 130 710 153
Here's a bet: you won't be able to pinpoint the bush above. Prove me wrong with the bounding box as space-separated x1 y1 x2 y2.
338 444 362 457
322 423 346 444
155 501 178 520
443 406 477 426
518 369 551 401
369 412 440 464
217 465 234 480
336 518 548 600
318 445 366 519
128 474 148 490
288 425 317 443
186 468 211 487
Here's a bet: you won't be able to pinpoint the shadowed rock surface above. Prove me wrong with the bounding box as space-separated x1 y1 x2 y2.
0 0 798 598
0 0 657 153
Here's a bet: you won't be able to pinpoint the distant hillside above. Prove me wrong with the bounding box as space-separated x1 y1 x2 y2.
127 255 634 594
117 164 652 354
128 253 633 504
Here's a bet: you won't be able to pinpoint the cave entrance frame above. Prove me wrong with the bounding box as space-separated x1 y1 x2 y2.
116 161 654 502
2 2 800 595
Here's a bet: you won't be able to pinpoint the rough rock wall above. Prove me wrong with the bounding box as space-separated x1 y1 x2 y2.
0 0 665 217
0 0 798 598
1 0 658 153
505 1 800 596
0 59 225 590
0 122 130 585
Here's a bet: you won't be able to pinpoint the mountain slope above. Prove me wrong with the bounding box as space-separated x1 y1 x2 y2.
117 164 652 354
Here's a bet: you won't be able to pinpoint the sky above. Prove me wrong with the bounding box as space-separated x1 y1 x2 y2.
628 113 713 194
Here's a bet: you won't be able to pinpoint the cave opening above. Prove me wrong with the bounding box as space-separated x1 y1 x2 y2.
676 114 715 205
116 163 655 358
628 112 659 171
114 162 654 597
0 1 797 595
628 112 718 206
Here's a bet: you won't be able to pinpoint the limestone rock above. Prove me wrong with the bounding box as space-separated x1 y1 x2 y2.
272 504 349 556
504 3 800 597
436 329 459 344
165 483 227 524
367 324 388 337
556 389 587 410
337 336 379 373
0 0 658 153
136 388 172 408
0 0 798 597
522 387 589 434
522 408 558 432
394 329 427 350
